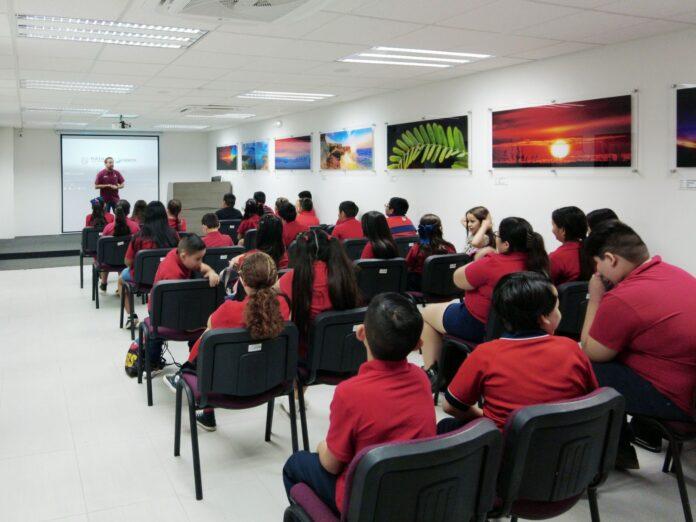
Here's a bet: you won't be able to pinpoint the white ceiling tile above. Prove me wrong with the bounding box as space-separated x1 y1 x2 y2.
305 60 448 80
515 10 648 42
17 55 91 72
270 39 362 61
352 0 495 24
320 0 372 14
0 0 7 13
590 19 692 45
98 46 184 65
19 69 87 81
170 51 252 69
159 65 227 81
302 15 422 45
15 0 132 20
669 10 696 24
0 16 10 37
16 38 103 59
0 68 15 80
89 60 166 78
216 11 338 38
597 0 696 19
120 5 221 31
459 56 532 71
0 54 13 69
237 56 326 74
533 0 612 6
145 76 210 89
0 37 13 55
0 79 15 89
509 41 599 59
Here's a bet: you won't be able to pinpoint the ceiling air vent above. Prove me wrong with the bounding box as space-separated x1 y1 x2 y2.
178 105 255 119
155 0 329 23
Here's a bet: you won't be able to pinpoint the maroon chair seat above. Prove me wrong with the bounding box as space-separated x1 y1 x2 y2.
180 372 287 410
288 484 338 522
142 317 204 342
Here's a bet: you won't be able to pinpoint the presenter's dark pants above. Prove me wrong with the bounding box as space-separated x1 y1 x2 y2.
105 199 119 213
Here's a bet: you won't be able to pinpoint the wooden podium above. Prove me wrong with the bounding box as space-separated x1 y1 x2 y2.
167 181 232 231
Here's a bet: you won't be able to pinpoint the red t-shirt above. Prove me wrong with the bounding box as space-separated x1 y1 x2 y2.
168 216 187 232
359 242 398 260
187 295 291 362
405 242 456 274
282 220 310 248
239 249 289 270
148 248 192 311
549 241 583 285
238 214 261 239
125 232 179 265
296 211 320 228
203 230 234 248
327 359 436 513
464 252 528 323
332 218 363 241
589 256 696 415
85 213 114 227
386 215 416 237
94 168 124 203
102 218 139 236
447 333 598 429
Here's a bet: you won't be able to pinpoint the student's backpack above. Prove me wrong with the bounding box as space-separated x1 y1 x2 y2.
124 341 139 378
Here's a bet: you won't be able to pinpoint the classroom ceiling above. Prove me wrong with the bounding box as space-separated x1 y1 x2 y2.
0 0 694 132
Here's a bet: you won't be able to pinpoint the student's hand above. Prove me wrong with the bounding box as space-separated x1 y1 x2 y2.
206 272 220 287
230 254 243 270
482 214 493 231
588 273 607 303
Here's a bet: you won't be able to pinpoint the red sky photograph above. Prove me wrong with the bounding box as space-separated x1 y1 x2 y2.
493 95 632 167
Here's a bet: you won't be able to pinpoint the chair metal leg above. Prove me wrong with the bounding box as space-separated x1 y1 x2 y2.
265 398 275 442
184 384 203 500
433 390 439 406
288 390 298 454
91 266 96 301
95 269 100 309
129 292 135 340
145 333 153 406
137 324 144 384
663 443 673 473
511 516 518 522
588 486 601 522
119 286 125 328
80 253 84 288
174 378 183 456
670 441 693 522
297 385 309 451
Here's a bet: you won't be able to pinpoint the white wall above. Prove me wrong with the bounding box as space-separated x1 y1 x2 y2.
209 28 696 274
9 129 209 237
0 128 14 239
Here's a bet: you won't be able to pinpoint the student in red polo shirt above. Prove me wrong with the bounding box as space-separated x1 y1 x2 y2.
278 202 309 248
237 199 263 246
282 292 436 514
549 206 591 285
296 198 321 228
102 200 139 236
230 214 289 272
331 201 363 241
439 272 597 433
384 196 416 237
581 221 696 468
131 199 147 225
420 217 549 387
254 191 275 215
297 191 316 217
359 211 398 260
85 197 114 228
167 199 187 232
200 213 234 248
405 214 456 291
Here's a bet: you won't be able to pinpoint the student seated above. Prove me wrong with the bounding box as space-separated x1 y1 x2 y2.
405 214 456 291
237 198 263 245
461 206 495 259
167 199 187 232
164 251 290 430
359 211 398 260
254 191 274 214
120 201 180 329
581 221 696 468
85 197 114 228
215 192 243 221
586 208 618 233
296 198 320 228
231 214 289 271
275 197 290 215
278 202 309 248
419 217 549 385
438 272 598 433
201 213 234 248
384 196 416 237
331 201 363 241
297 190 316 216
131 199 147 226
282 293 436 515
102 200 139 236
549 206 591 285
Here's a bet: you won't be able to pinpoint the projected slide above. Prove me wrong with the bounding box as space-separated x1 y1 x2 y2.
61 135 159 233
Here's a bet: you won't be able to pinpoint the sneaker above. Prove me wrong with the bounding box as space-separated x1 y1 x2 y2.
125 314 139 330
615 443 640 470
424 364 439 394
631 418 663 453
142 357 167 379
163 373 180 394
196 410 217 431
99 282 107 292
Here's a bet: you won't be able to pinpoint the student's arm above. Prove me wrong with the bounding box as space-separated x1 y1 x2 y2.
453 255 488 290
199 263 220 287
442 399 484 422
469 215 492 248
444 349 487 420
581 274 622 363
317 440 345 475
473 246 495 261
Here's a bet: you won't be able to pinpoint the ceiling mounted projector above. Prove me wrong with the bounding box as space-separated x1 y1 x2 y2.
153 0 330 23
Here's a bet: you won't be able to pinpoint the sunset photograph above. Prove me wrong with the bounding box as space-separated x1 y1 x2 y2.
677 87 696 167
216 144 237 170
492 95 632 168
275 135 312 170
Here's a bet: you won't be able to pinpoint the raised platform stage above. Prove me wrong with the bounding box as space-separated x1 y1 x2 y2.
0 234 81 260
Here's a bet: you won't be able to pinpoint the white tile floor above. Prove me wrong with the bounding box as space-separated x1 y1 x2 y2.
0 265 694 521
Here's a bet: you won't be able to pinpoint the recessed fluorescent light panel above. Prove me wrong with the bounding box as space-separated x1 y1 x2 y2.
101 113 139 118
338 46 492 68
21 80 134 93
153 124 209 130
22 106 105 114
16 14 207 49
237 90 334 102
185 113 255 119
31 121 89 127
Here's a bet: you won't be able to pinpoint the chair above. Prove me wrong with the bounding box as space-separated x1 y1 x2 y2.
408 253 472 305
202 246 245 274
629 413 696 522
354 258 407 303
556 281 589 340
342 238 368 261
244 228 257 251
219 219 242 243
91 235 131 309
178 231 193 239
175 324 299 500
297 308 368 450
80 227 100 288
138 279 224 406
491 387 624 522
284 418 502 522
395 235 418 258
119 248 170 339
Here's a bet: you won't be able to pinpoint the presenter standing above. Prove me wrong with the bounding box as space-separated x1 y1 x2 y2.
94 157 124 212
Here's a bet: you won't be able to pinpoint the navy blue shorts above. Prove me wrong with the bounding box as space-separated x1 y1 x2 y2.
442 301 486 342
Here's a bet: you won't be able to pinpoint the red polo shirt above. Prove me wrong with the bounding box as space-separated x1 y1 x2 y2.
125 232 179 265
327 359 436 514
589 256 696 415
187 295 291 362
85 213 114 227
203 230 234 248
332 218 363 241
94 168 124 203
296 211 320 228
405 242 456 274
282 220 309 248
464 252 528 323
447 333 598 429
549 241 583 285
148 248 192 311
386 215 416 237
238 214 261 240
168 216 187 232
102 218 139 236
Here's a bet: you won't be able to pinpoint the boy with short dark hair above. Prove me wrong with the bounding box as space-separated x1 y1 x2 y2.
201 213 234 247
296 198 320 228
385 196 416 237
282 293 436 515
215 192 242 220
331 200 362 240
253 191 274 214
278 201 309 247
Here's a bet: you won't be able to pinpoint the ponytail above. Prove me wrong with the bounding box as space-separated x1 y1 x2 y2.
241 252 285 339
167 199 182 231
90 203 107 230
499 217 549 276
418 213 452 256
325 236 359 310
525 231 550 275
113 206 130 237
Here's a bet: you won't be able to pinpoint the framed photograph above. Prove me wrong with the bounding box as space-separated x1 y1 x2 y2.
241 140 269 170
387 116 468 170
677 87 696 168
320 127 373 170
216 145 237 170
275 135 311 170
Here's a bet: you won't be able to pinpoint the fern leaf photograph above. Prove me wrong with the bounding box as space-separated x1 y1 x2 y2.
387 116 469 170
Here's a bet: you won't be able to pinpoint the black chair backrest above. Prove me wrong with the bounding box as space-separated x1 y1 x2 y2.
149 279 224 333
133 248 171 287
244 229 257 251
306 308 368 383
344 418 502 522
219 219 242 242
178 231 193 239
343 238 368 261
497 388 625 515
96 235 131 267
203 246 245 274
556 281 589 340
81 227 100 254
354 258 407 302
196 323 298 404
395 235 419 258
421 253 472 299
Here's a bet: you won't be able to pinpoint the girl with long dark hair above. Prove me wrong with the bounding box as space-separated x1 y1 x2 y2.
167 199 187 232
405 214 456 290
360 210 398 259
550 206 592 285
238 198 263 245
